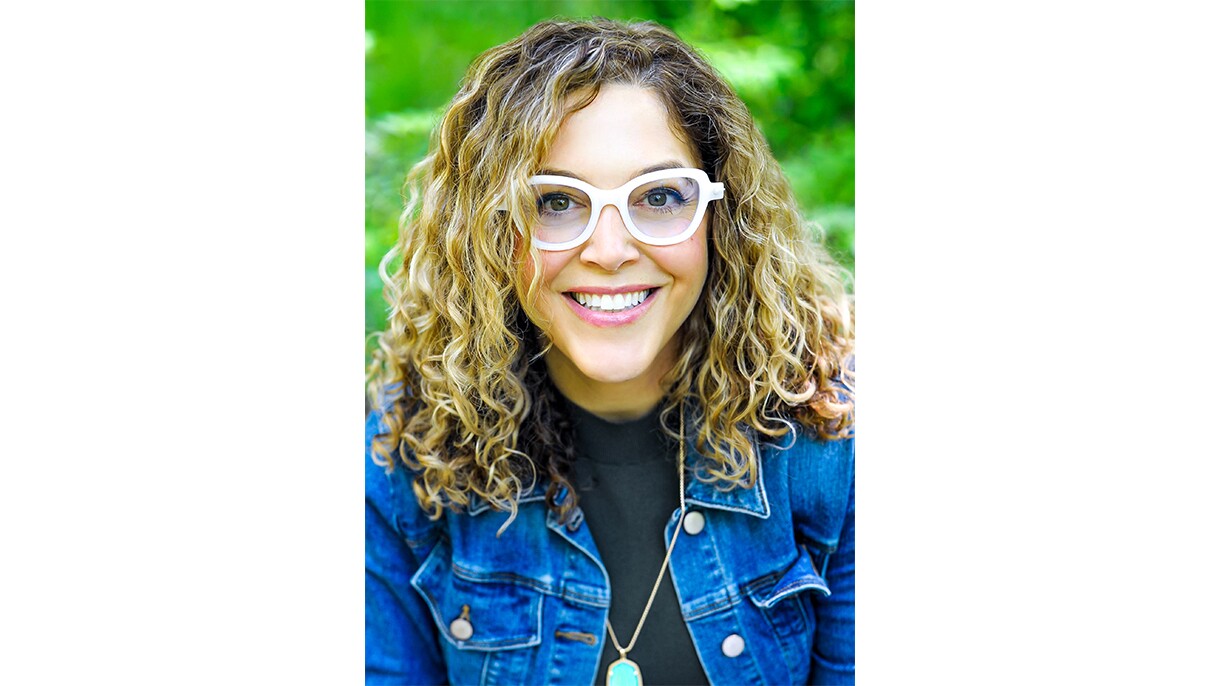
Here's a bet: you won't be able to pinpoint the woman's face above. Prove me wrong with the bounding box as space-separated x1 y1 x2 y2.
520 84 710 418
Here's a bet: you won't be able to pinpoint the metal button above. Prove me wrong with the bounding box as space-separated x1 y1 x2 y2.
449 617 473 640
682 510 705 535
721 633 745 658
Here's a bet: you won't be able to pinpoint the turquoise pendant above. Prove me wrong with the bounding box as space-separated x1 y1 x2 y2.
607 656 642 686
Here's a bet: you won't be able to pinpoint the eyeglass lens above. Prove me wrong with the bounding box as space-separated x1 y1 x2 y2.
532 175 701 245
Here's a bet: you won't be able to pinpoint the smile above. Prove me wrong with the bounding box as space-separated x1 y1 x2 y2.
567 288 656 313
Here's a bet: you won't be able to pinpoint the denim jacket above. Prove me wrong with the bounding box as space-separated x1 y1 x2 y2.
366 410 855 685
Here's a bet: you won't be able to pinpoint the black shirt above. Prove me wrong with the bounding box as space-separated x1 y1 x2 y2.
564 399 709 686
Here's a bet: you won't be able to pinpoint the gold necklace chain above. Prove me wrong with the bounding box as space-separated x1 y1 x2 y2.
603 412 687 667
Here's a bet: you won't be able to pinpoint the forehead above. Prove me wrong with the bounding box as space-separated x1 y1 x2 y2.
543 84 697 187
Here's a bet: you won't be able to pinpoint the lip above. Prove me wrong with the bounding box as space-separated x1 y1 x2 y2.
565 284 657 296
562 286 659 327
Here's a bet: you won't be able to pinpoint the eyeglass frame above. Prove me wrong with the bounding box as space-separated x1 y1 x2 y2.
506 167 725 251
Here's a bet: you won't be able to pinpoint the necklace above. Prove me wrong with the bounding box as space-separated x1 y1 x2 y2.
603 412 687 686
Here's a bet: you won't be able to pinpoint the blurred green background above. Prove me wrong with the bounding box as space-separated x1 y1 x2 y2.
366 0 854 344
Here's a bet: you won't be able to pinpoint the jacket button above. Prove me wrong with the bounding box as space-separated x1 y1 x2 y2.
682 510 705 535
449 617 473 640
721 633 745 658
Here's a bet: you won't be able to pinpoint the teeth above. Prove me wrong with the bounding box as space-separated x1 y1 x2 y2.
571 289 652 312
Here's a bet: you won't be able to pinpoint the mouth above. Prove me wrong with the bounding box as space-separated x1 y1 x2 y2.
565 288 658 313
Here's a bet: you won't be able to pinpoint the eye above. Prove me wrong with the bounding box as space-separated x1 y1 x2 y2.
636 186 688 211
645 190 671 207
538 193 573 213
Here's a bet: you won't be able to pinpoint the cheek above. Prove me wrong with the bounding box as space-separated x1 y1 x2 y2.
661 237 710 286
531 251 570 286
516 251 567 320
685 220 712 279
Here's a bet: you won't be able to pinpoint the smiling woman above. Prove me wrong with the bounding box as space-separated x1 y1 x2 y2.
366 18 854 686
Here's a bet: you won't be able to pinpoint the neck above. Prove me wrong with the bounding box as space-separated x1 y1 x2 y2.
544 349 676 422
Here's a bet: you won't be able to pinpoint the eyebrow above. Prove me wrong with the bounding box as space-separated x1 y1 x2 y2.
535 159 691 183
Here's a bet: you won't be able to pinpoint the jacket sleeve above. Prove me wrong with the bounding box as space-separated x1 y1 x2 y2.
365 412 447 685
809 474 854 685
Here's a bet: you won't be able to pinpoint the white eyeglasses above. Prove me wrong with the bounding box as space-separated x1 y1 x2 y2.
515 167 724 251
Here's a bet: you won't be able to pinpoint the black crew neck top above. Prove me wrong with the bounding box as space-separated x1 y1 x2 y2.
563 398 709 686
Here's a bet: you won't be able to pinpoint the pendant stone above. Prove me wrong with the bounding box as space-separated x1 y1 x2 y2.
607 657 642 686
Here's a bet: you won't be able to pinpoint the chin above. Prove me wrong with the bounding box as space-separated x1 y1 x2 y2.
568 351 657 385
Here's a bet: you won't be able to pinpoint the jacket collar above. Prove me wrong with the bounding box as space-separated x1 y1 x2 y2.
468 480 547 516
466 426 773 519
682 428 771 519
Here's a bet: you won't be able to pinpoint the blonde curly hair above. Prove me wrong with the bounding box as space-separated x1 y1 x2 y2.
368 18 853 527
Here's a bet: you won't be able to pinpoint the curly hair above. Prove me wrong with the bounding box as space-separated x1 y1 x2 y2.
367 18 853 529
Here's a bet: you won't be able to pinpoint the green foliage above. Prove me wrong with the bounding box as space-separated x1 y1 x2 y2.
365 0 854 343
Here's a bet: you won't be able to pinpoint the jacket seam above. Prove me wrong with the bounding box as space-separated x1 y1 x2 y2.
683 591 739 620
451 562 560 597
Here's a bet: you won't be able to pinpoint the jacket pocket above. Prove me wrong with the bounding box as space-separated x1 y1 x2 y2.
745 547 829 640
411 543 544 649
410 541 543 684
744 548 830 683
746 546 831 610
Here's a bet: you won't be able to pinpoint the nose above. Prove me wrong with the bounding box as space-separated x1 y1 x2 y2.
578 204 640 272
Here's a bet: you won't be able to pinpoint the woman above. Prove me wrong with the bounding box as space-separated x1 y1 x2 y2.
366 18 854 686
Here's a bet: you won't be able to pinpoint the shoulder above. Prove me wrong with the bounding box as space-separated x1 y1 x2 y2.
760 423 854 552
365 410 441 547
782 426 853 485
760 421 854 487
